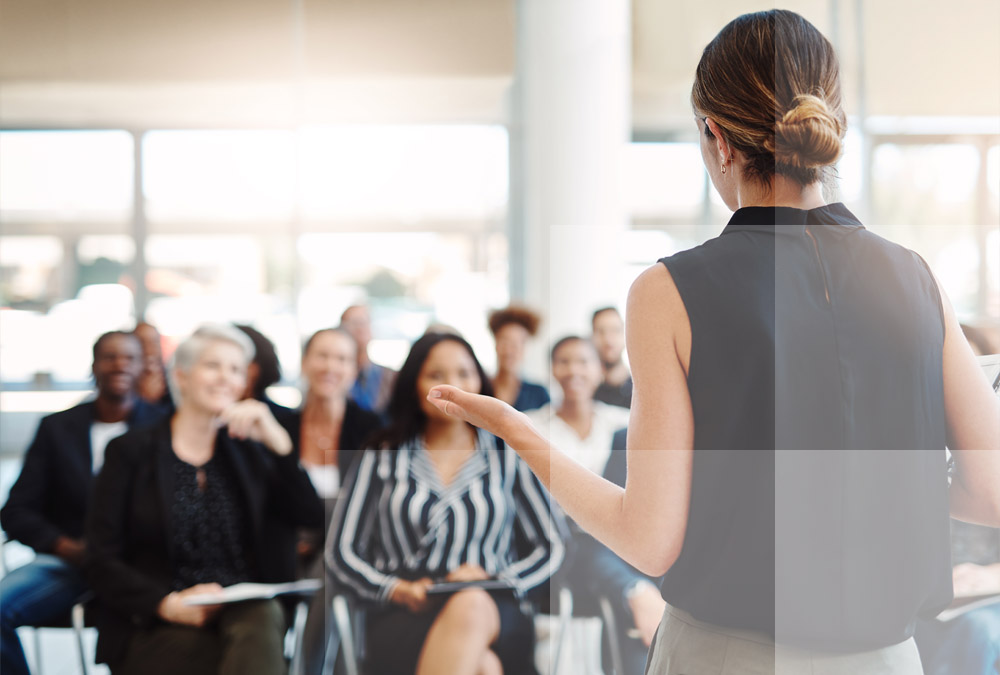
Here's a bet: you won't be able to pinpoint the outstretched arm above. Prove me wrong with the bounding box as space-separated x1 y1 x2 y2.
935 274 1000 525
429 264 694 577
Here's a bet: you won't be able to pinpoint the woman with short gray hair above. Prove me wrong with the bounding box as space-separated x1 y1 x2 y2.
86 324 323 675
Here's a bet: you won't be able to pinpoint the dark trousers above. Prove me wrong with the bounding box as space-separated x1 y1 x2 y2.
115 599 286 675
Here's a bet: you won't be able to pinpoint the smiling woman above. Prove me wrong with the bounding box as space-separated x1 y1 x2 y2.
84 324 324 675
326 332 564 675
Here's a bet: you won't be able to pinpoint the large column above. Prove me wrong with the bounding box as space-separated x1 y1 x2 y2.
510 0 631 367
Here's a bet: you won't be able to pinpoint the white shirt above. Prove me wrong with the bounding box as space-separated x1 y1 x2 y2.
304 462 340 499
90 420 128 474
527 402 630 476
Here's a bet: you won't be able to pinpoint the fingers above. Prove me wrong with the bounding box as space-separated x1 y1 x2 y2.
219 401 260 440
427 385 469 421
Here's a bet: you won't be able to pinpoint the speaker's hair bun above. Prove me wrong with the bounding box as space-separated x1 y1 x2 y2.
771 94 844 169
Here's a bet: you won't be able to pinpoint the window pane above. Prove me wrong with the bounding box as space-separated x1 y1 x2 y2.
871 144 979 227
299 125 508 222
143 130 296 222
0 130 133 221
624 143 704 220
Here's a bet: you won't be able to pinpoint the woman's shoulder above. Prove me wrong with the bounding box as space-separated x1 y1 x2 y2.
103 418 170 469
345 398 384 432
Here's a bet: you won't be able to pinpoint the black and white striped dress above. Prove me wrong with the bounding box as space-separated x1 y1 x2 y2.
326 428 565 603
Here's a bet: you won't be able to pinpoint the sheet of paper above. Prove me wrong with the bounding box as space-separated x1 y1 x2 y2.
182 579 322 606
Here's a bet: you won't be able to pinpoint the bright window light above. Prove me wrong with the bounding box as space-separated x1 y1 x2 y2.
143 130 296 221
0 130 133 219
298 125 508 221
624 143 703 218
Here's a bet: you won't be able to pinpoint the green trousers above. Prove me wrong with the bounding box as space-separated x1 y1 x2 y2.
115 599 287 675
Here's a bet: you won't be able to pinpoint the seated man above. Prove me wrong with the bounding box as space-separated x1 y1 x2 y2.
0 331 165 675
527 336 661 674
573 428 665 675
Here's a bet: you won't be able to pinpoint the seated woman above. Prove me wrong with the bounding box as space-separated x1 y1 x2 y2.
291 328 382 675
85 324 324 675
326 332 565 675
488 306 550 412
527 337 659 675
292 328 383 504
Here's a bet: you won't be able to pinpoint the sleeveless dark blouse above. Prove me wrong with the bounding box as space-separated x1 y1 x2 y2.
657 203 953 651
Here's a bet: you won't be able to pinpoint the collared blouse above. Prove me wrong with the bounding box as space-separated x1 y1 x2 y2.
326 428 565 604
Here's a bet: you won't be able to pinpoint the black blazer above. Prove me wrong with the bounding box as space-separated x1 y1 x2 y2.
84 417 324 666
282 398 383 478
259 399 383 581
0 399 165 553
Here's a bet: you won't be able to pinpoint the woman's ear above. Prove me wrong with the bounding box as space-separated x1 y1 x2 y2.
704 118 731 164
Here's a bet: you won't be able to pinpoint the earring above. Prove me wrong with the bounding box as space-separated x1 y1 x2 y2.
721 163 726 175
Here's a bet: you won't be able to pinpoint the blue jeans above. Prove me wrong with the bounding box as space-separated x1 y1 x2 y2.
915 605 1000 675
0 554 89 675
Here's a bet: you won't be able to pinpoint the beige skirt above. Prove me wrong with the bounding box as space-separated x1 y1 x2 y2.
644 604 925 675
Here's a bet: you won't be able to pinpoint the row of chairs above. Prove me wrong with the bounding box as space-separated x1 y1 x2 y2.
2 538 631 675
323 581 629 675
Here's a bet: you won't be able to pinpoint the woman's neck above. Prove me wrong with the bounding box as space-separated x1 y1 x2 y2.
170 405 218 464
303 393 346 422
424 417 477 451
494 367 519 386
737 176 826 210
558 396 593 422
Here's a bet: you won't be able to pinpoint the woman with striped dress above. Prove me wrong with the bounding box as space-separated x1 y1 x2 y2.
326 332 564 675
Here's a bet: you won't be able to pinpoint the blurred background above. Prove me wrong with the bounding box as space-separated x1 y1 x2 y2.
1 0 998 455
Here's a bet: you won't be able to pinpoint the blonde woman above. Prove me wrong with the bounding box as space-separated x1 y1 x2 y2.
86 325 323 675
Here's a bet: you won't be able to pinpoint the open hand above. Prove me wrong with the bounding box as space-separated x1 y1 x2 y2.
218 400 292 456
426 385 531 445
157 583 225 627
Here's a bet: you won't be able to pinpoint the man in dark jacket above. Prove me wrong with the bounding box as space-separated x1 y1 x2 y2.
0 331 165 675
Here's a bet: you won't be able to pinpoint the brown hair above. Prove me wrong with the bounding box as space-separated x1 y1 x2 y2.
691 9 846 186
488 305 542 337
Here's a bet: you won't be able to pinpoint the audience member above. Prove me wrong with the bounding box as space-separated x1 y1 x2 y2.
234 324 295 427
527 337 630 478
294 328 382 504
914 519 1000 675
85 324 323 675
591 307 632 408
326 332 564 675
133 321 172 408
527 337 655 673
339 304 397 417
488 305 550 412
293 328 382 675
1 331 165 675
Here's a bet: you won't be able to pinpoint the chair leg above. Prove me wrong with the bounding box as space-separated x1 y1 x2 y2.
598 596 626 675
72 602 89 675
551 586 573 675
332 595 359 675
287 600 310 675
33 628 43 674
